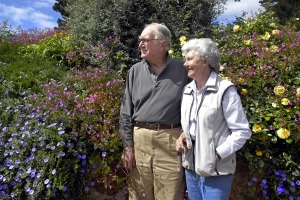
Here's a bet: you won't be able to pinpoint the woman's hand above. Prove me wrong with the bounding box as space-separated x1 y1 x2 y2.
176 132 190 153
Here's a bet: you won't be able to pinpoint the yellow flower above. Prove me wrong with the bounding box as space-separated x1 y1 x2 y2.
276 128 290 139
168 49 174 55
262 32 271 40
180 41 186 46
256 150 263 156
270 45 278 52
259 136 266 141
241 89 248 95
180 36 186 42
238 77 245 84
243 40 251 45
281 98 290 106
233 25 241 32
296 87 300 97
272 102 278 108
64 36 70 41
252 124 262 133
272 30 279 36
219 65 225 72
274 86 285 96
270 22 276 27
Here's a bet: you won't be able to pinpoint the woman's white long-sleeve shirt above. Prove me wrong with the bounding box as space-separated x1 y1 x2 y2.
181 71 252 176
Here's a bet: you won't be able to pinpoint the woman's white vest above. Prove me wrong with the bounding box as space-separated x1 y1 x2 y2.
181 76 236 176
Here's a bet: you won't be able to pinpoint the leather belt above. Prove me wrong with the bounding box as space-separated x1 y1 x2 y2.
134 122 181 129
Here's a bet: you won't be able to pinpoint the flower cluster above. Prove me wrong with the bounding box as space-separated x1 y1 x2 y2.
10 28 61 44
0 100 92 199
247 170 300 199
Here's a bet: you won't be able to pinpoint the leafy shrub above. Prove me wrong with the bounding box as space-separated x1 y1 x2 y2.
0 43 66 98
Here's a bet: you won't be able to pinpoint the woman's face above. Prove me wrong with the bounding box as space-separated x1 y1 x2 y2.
184 50 207 79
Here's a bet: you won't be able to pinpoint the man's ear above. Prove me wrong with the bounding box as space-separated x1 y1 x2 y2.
161 40 168 49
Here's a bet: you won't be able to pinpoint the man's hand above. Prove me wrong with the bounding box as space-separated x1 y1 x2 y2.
176 132 190 153
121 147 136 171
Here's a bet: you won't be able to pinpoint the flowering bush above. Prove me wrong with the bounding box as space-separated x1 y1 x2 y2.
17 29 74 66
66 36 127 72
216 12 300 199
0 66 126 199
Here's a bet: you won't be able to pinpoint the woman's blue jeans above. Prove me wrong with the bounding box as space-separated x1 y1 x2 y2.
185 169 233 200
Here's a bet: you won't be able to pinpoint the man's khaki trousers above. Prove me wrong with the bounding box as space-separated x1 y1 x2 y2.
128 127 185 200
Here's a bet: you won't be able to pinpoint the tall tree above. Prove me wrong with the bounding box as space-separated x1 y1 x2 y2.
64 0 228 67
53 0 70 27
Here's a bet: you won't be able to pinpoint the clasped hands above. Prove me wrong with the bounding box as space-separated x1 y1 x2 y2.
176 132 191 153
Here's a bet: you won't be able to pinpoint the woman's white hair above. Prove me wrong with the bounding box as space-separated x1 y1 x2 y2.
181 38 220 73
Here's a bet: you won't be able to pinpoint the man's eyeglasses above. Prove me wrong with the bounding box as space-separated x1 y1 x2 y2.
138 38 163 43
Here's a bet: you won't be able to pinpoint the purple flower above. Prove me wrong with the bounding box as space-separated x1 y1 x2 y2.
44 158 49 163
44 179 49 184
62 186 67 191
48 123 57 128
102 152 107 157
277 187 285 194
91 182 95 186
32 128 38 134
26 187 31 192
290 181 295 186
51 146 56 150
52 169 56 175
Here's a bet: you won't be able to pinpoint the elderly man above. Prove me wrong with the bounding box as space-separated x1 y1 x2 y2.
119 23 189 200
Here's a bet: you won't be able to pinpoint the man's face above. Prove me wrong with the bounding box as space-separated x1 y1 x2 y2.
138 27 164 60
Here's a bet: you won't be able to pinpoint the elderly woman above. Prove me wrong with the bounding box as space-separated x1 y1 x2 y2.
176 38 252 200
